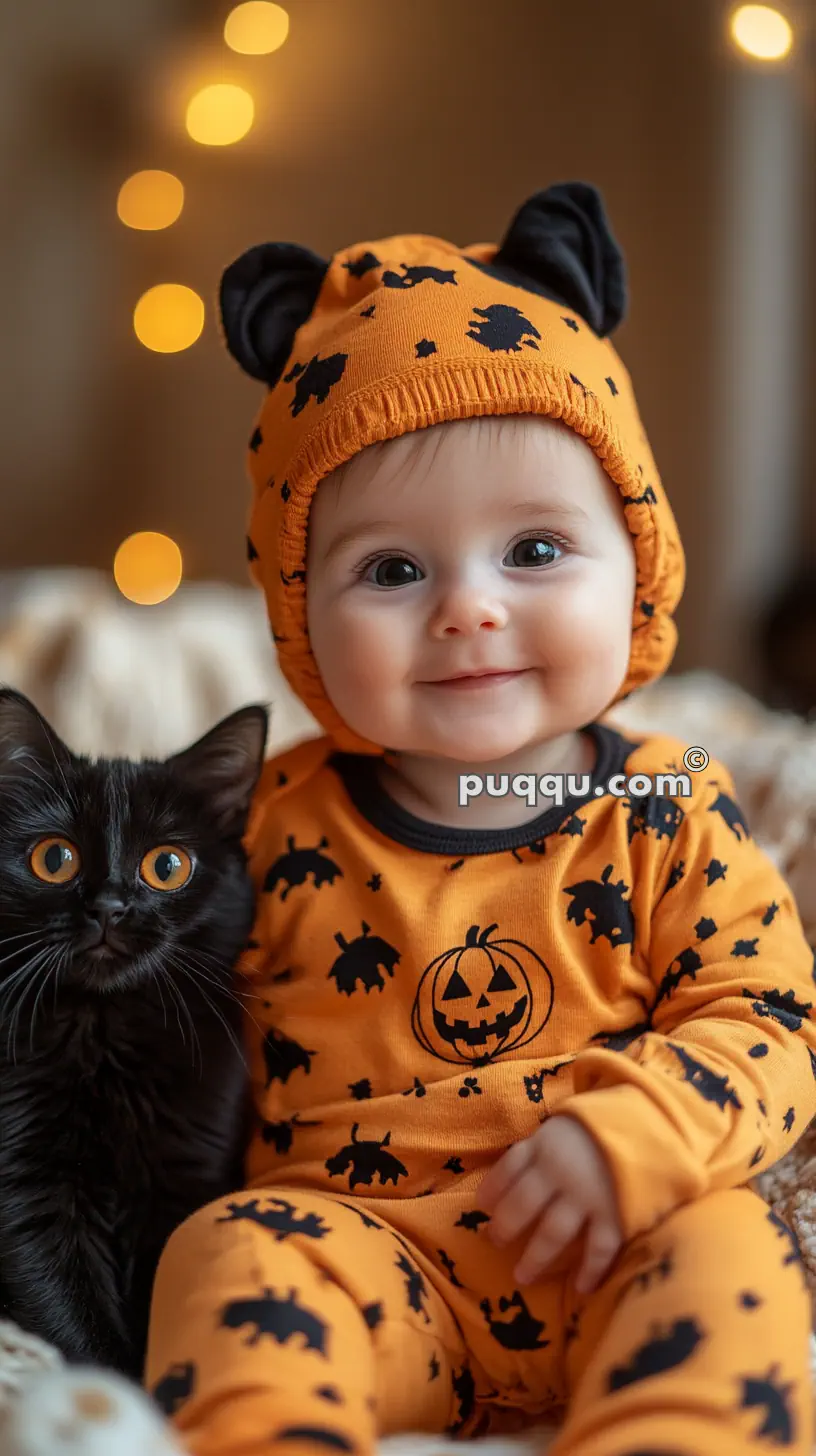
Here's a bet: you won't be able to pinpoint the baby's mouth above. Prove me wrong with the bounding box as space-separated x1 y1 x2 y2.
423 669 528 690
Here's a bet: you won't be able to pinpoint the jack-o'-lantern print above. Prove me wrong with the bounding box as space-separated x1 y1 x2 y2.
411 923 554 1066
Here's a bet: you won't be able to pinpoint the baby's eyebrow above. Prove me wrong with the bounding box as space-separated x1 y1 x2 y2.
508 499 591 524
322 502 590 563
322 521 397 564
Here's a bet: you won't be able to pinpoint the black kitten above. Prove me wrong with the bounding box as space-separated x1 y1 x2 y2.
0 686 268 1381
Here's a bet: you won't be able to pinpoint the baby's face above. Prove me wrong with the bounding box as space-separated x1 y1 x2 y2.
306 416 637 763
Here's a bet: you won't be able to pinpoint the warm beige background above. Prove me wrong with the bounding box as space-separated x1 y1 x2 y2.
1 0 814 686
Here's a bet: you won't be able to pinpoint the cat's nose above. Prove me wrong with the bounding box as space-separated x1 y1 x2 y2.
87 892 128 928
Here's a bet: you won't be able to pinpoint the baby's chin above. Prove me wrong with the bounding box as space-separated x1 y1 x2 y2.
373 720 561 767
420 729 554 766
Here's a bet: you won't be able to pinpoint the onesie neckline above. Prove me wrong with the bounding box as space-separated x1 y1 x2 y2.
327 722 635 856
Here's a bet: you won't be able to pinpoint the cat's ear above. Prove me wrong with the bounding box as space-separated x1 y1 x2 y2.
0 686 73 780
168 705 269 837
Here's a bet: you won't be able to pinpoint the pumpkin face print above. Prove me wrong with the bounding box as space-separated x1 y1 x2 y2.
411 923 554 1066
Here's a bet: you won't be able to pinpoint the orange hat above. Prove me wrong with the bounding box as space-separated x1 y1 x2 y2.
219 182 685 755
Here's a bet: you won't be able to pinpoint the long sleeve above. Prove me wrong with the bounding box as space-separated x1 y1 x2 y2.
555 759 816 1243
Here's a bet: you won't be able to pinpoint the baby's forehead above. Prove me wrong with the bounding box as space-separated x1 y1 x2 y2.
305 413 632 569
328 414 592 499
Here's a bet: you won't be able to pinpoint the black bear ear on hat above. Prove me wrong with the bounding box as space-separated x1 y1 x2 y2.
477 182 627 337
219 241 329 385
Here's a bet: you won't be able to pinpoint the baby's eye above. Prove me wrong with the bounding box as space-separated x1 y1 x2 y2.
505 538 560 568
367 557 423 588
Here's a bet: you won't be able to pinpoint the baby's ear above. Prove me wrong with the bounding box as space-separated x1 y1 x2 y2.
219 241 329 385
480 182 627 338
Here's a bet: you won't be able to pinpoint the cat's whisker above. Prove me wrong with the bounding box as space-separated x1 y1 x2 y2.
52 943 71 1011
184 972 263 1045
167 955 248 1072
15 946 64 1052
173 942 265 992
27 944 65 1054
0 941 52 996
0 938 69 1016
222 989 265 1043
0 936 50 970
0 930 59 965
167 972 196 1061
0 969 39 1015
158 961 203 1071
150 960 171 1032
227 993 264 1043
2 945 54 1062
6 956 48 1060
166 946 239 993
169 949 266 1035
171 943 223 967
0 923 55 945
170 951 244 1003
173 945 245 985
155 956 194 1047
223 975 266 1037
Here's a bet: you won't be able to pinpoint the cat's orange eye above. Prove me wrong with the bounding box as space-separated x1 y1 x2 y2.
140 845 193 892
29 837 81 884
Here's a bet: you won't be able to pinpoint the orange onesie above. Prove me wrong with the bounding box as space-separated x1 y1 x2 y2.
144 183 816 1456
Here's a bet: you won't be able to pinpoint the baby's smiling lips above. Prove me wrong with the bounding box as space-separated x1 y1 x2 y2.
422 668 527 690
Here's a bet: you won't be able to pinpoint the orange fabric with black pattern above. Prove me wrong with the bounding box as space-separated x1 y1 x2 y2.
235 202 685 755
142 724 816 1453
236 726 816 1240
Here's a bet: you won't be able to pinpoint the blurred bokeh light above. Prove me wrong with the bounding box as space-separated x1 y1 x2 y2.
113 532 183 605
133 283 205 353
185 83 254 145
224 2 289 55
116 170 185 231
729 5 794 60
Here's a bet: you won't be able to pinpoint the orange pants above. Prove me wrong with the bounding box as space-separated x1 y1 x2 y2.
144 1183 813 1455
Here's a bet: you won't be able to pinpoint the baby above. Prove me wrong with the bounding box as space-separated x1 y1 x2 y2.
144 184 816 1455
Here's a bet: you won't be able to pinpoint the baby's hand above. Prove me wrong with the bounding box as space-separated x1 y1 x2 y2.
478 1115 623 1294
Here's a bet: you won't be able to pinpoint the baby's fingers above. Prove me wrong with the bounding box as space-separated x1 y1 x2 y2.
513 1197 586 1286
575 1217 623 1295
479 1138 535 1212
489 1162 555 1249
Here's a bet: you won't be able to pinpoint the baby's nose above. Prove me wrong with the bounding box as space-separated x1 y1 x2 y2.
429 583 509 637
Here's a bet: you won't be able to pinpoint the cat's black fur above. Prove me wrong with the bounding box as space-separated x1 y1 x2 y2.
0 687 268 1381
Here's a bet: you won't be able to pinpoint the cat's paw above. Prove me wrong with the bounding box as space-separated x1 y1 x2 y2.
0 1365 185 1455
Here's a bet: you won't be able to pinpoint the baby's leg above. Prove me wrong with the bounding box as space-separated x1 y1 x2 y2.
143 1188 473 1456
551 1187 813 1455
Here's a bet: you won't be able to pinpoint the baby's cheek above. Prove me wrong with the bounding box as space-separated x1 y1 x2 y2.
540 578 631 657
336 606 413 694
